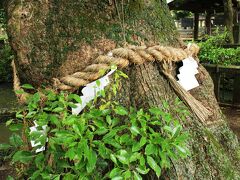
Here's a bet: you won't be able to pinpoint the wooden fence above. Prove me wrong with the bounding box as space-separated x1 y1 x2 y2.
203 64 240 107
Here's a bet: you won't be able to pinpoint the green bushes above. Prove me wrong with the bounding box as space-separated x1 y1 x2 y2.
0 44 14 82
198 32 240 66
0 71 190 179
0 8 14 82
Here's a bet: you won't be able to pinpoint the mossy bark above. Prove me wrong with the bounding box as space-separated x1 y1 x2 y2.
6 0 240 179
7 0 179 86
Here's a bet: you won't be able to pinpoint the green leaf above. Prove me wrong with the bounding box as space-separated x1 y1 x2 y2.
8 124 22 131
49 115 61 127
132 142 141 152
32 92 40 103
139 155 145 166
21 84 34 89
97 142 110 159
96 79 101 86
130 152 141 162
63 173 76 180
172 125 182 138
68 94 82 103
147 156 161 177
12 150 33 164
123 170 132 179
118 71 128 78
9 133 23 147
0 143 11 150
26 111 37 118
114 106 128 116
175 133 189 143
130 126 140 135
6 176 14 180
16 112 24 119
62 115 77 125
145 144 157 155
65 148 76 160
136 166 150 175
109 168 122 178
86 149 97 173
106 115 112 125
133 171 142 180
6 119 13 126
52 107 64 112
110 154 118 164
140 136 147 147
15 89 25 94
163 125 173 134
53 175 60 180
175 145 188 155
149 107 163 116
120 134 132 145
112 177 123 180
34 153 44 169
116 150 129 164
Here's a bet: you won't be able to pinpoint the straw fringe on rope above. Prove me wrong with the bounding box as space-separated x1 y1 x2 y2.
11 60 28 104
161 61 212 123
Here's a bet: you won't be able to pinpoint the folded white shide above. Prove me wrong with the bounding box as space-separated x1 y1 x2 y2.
177 57 199 91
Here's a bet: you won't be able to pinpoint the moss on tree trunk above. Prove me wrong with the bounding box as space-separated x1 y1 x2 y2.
6 0 240 179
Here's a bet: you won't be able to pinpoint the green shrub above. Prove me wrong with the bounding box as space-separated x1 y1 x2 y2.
1 71 190 179
0 44 14 82
0 8 14 82
198 32 240 66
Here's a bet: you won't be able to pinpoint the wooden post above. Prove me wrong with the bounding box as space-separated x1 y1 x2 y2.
194 13 199 41
233 75 240 105
223 0 234 43
206 11 212 36
214 66 221 102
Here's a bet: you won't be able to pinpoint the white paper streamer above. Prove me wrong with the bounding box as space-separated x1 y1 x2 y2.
177 57 199 91
30 121 48 153
72 68 116 115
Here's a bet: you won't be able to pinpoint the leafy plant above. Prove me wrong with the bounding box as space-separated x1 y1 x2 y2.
198 32 240 66
0 44 14 82
0 8 14 82
1 70 190 179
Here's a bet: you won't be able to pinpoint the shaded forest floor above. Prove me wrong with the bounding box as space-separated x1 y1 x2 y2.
222 107 240 139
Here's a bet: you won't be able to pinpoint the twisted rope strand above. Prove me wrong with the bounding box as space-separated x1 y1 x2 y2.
54 44 199 91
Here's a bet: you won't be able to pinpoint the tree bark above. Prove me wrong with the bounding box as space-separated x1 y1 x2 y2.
205 11 212 36
223 0 234 43
6 0 240 179
194 13 199 41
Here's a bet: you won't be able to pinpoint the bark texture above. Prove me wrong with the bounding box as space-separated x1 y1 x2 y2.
7 0 240 179
223 0 234 43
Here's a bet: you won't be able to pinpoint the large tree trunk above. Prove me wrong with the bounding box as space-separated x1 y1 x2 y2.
6 0 240 179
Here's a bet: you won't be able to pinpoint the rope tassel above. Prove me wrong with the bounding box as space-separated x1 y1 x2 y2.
161 62 212 123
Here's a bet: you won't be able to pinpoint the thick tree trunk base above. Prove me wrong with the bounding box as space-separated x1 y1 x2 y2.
6 1 240 179
122 62 240 179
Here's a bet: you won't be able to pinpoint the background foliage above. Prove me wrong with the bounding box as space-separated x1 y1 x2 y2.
198 32 240 66
0 8 14 82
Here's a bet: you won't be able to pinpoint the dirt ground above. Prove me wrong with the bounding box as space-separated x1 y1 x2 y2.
222 107 240 139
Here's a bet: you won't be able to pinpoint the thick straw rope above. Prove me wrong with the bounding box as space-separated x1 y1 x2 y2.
13 43 212 123
53 44 199 91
